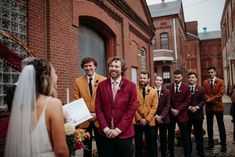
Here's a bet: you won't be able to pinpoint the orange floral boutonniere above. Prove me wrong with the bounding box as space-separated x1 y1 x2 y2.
94 80 99 87
146 88 150 95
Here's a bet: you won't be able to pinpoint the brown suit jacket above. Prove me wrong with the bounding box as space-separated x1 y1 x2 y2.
203 77 225 111
135 86 158 126
73 73 106 128
95 77 137 139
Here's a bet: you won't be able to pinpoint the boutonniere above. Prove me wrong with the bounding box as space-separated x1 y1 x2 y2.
195 89 198 92
146 88 150 95
117 81 124 91
94 80 99 87
160 92 163 96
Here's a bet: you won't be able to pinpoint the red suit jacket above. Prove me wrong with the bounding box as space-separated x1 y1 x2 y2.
167 83 191 122
155 86 170 123
188 85 205 121
95 77 137 139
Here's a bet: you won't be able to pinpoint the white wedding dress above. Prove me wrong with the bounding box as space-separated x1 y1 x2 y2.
31 97 55 157
4 65 55 157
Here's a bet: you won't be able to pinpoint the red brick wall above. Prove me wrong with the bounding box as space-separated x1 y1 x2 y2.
200 39 223 82
27 0 154 102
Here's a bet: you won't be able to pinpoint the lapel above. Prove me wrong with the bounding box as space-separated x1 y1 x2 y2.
92 74 100 99
138 86 145 103
106 78 114 103
82 76 91 98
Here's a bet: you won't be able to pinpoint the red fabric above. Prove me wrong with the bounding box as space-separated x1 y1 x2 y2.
0 42 22 71
0 115 10 153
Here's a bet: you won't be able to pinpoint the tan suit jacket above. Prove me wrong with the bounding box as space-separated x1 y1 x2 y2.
135 86 158 126
73 73 106 128
203 77 225 111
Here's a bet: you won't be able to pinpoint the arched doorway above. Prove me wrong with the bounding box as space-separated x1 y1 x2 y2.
78 24 105 75
78 16 116 76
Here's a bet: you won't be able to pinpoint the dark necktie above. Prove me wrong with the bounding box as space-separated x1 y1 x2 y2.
142 88 146 99
175 84 179 93
89 77 93 96
157 90 161 97
210 79 213 89
191 86 194 94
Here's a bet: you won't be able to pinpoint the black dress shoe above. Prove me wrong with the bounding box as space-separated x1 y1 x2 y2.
205 144 214 149
220 146 227 152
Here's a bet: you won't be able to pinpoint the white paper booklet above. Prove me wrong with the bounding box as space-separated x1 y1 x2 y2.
63 98 92 127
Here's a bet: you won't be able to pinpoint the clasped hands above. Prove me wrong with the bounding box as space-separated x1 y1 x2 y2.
155 115 163 123
171 108 179 116
188 106 199 113
105 128 120 138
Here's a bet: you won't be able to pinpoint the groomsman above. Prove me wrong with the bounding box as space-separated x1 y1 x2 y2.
134 71 158 157
167 70 191 157
187 72 205 157
73 57 106 157
95 56 137 157
203 66 227 152
154 75 170 157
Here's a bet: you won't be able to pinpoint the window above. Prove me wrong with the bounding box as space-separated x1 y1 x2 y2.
160 32 169 49
162 66 170 84
140 47 146 71
0 0 27 106
131 67 137 85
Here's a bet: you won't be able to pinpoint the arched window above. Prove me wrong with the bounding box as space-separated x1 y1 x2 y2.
160 32 169 49
140 47 146 71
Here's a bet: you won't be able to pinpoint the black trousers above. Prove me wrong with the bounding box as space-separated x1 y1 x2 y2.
168 119 191 157
188 119 204 155
206 111 226 147
83 123 102 157
156 123 168 157
99 136 133 157
134 125 157 157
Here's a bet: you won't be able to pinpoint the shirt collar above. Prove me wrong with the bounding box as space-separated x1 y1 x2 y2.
111 76 122 84
156 86 162 91
175 82 182 87
87 73 95 80
189 84 196 88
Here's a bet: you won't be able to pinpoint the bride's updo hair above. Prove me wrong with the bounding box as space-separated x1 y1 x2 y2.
28 59 57 97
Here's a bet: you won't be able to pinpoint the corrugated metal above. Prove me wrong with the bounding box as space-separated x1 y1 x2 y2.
78 25 105 76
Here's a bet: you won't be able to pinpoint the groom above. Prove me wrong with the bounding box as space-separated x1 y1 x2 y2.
95 56 137 157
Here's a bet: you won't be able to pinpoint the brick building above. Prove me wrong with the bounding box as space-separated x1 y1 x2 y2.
221 0 235 93
0 0 155 105
149 0 223 86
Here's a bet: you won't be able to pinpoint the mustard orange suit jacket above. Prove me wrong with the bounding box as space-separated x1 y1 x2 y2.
73 73 106 128
135 86 158 126
203 77 225 112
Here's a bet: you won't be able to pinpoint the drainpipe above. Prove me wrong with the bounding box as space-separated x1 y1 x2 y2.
173 17 178 68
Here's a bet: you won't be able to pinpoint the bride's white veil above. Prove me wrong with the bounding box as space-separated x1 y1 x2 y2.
4 65 40 157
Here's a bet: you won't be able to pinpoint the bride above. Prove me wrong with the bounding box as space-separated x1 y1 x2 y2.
4 59 69 157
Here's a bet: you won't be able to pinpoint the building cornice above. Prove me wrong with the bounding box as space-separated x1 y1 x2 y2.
129 25 149 43
109 0 155 38
87 0 123 23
